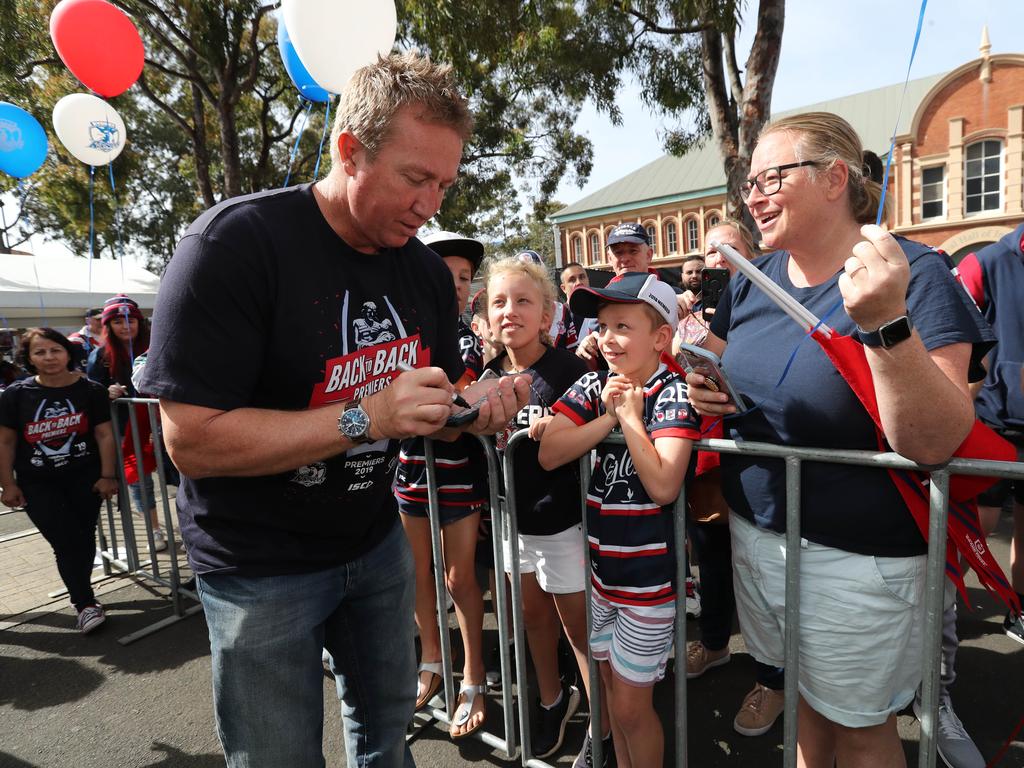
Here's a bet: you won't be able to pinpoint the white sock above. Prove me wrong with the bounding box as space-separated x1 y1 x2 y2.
541 689 564 710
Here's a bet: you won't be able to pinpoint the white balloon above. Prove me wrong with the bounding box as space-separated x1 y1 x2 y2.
281 0 397 96
52 93 127 166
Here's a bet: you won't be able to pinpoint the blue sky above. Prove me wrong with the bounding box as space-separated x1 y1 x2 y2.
550 0 1024 207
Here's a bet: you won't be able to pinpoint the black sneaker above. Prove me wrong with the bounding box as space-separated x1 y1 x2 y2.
572 728 615 767
534 683 580 759
1005 611 1024 646
558 635 580 688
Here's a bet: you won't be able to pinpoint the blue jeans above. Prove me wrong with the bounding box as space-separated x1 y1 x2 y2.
197 520 417 768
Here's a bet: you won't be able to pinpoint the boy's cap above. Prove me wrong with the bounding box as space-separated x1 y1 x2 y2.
470 288 487 317
422 231 485 274
515 250 543 265
569 272 678 327
84 307 103 318
607 223 650 247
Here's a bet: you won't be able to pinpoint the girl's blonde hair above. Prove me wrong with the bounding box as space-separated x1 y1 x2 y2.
484 257 557 347
759 111 889 224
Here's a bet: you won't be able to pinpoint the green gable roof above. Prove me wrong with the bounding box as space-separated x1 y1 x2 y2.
552 71 946 223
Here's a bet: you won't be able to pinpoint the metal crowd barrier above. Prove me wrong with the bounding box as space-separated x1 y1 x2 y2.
98 397 201 645
416 428 1024 768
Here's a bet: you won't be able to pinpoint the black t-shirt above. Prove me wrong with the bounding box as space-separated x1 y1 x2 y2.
140 184 464 576
709 238 994 556
0 377 111 482
485 346 588 536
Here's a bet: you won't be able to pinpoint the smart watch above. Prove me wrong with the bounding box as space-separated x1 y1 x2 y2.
338 400 374 444
859 315 913 349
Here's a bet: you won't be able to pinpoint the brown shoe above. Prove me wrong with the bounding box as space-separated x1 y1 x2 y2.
733 683 784 736
685 641 731 679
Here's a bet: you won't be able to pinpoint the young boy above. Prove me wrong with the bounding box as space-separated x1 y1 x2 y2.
539 272 698 768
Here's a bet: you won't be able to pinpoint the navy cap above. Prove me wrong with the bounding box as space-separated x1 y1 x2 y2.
607 223 650 247
569 272 678 327
515 250 543 265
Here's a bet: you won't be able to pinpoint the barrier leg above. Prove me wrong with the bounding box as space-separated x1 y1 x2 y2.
917 471 950 768
424 438 456 720
674 490 688 768
579 456 603 768
782 457 802 768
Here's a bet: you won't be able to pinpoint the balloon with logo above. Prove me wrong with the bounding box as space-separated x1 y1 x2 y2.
277 12 330 103
0 102 49 179
281 0 397 95
52 94 127 166
50 0 144 98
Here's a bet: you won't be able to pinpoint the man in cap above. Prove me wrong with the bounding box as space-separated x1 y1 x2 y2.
141 52 530 767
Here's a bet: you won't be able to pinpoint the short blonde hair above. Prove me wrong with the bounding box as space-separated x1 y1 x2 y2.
331 50 474 166
707 217 761 259
759 112 888 224
484 257 557 347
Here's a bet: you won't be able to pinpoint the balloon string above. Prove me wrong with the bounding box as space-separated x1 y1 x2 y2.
876 0 928 226
9 180 45 321
88 165 95 294
313 97 332 181
108 163 127 291
283 99 314 187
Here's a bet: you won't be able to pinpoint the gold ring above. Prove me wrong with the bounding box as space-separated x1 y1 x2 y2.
848 264 868 278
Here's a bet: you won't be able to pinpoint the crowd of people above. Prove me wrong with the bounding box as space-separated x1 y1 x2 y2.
1 50 1021 768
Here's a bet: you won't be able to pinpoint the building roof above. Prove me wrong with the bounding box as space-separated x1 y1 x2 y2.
552 70 947 223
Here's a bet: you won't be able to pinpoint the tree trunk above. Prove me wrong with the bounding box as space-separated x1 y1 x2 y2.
190 78 216 208
219 98 243 200
701 0 785 222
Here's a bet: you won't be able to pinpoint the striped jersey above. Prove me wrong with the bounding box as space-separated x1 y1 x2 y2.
395 319 487 512
552 365 699 606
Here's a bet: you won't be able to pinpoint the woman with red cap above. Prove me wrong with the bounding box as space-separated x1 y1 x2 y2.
87 295 166 552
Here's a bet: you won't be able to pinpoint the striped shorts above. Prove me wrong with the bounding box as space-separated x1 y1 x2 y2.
590 589 675 687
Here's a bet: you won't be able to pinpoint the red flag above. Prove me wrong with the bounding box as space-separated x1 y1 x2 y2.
813 330 1020 612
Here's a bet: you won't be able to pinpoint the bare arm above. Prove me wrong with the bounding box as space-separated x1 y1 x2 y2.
538 411 618 470
615 386 693 506
0 425 25 508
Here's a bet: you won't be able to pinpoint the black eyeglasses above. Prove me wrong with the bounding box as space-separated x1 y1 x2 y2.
740 161 818 199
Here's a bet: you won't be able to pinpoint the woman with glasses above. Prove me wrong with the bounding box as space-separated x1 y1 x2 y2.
686 112 992 767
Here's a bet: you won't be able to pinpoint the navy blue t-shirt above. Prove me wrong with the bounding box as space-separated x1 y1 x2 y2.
140 184 464 576
958 224 1024 434
710 237 994 556
486 347 588 536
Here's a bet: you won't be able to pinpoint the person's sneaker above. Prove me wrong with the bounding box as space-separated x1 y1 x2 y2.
733 683 784 736
534 683 580 759
1004 611 1024 647
77 603 106 634
150 528 168 552
685 641 731 679
685 576 701 618
486 641 513 689
913 695 985 768
572 727 615 767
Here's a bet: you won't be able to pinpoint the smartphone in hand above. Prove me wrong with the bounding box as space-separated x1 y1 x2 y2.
676 343 747 413
700 268 730 322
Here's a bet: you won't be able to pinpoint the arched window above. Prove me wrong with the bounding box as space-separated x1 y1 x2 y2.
572 235 583 263
965 140 1002 214
588 232 600 261
645 225 657 250
686 219 699 252
664 221 678 254
707 214 720 229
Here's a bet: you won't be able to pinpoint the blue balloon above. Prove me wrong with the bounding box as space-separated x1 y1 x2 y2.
277 13 331 103
0 102 48 179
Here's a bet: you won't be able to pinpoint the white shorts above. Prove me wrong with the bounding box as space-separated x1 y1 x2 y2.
503 524 586 594
730 512 927 728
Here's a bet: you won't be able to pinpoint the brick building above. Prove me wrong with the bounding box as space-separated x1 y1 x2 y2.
552 30 1023 269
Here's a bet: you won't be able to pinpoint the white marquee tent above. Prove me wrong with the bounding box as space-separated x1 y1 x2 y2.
0 252 161 331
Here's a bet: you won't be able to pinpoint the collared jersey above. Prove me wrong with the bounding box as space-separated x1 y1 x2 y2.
553 365 699 606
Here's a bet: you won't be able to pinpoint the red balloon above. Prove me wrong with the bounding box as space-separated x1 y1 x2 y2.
50 0 144 98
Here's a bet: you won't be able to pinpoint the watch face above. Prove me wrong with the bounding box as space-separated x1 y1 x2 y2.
341 406 371 438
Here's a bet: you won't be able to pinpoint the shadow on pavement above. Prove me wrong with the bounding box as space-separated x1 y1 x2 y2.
0 655 104 710
0 751 40 768
138 743 225 767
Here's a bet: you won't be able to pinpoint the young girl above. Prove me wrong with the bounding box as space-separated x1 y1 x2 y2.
87 294 166 552
484 257 591 761
0 328 118 633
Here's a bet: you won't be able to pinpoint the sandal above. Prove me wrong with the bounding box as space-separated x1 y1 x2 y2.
449 682 487 740
415 661 443 711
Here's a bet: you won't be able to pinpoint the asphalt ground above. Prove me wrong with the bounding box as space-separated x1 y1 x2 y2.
1 515 1022 768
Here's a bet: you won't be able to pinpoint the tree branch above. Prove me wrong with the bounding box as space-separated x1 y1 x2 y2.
115 0 212 68
136 73 196 140
15 57 61 80
723 32 744 100
624 6 713 35
232 4 274 105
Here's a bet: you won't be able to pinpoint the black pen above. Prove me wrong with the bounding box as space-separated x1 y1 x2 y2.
396 361 473 409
